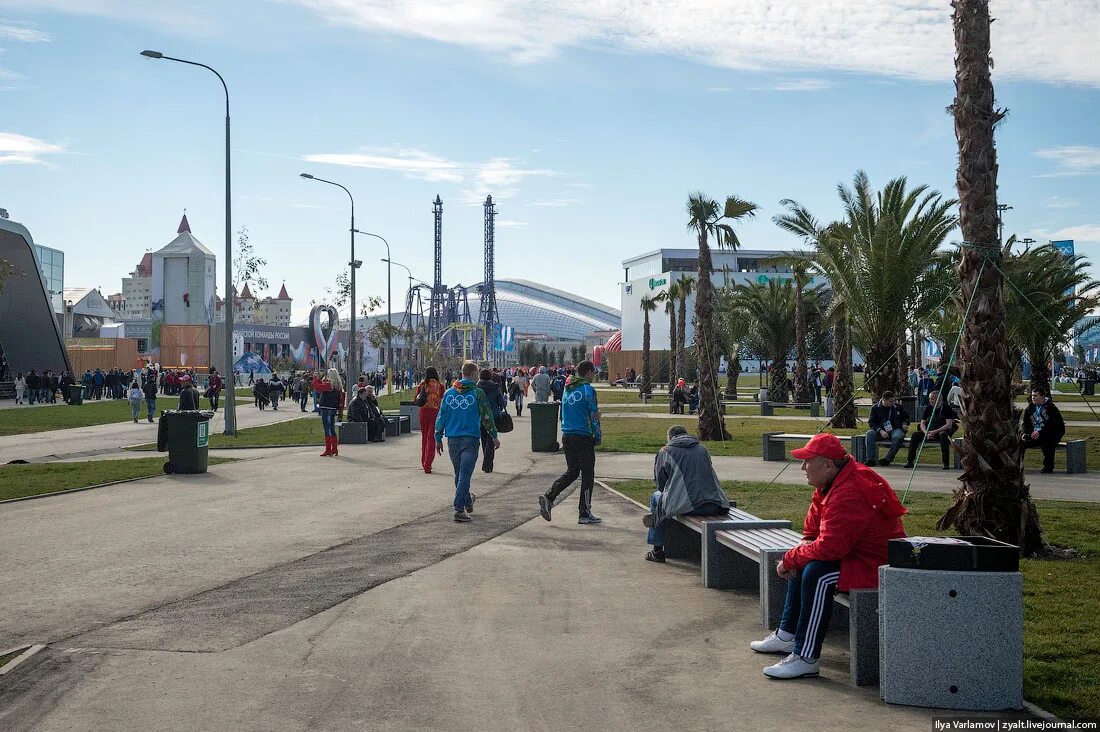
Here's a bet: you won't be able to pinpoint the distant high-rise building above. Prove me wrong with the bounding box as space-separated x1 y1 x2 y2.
122 252 153 320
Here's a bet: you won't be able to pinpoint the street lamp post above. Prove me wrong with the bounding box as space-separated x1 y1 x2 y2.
140 49 237 435
382 257 416 366
354 230 392 391
301 174 358 381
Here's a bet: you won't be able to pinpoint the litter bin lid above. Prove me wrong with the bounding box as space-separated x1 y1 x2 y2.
161 410 215 420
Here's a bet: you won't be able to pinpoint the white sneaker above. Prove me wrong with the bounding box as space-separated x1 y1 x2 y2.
763 653 819 679
750 630 794 654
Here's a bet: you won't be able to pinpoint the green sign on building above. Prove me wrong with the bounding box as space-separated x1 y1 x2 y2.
648 277 667 290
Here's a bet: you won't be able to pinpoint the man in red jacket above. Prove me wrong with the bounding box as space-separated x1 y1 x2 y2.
750 433 907 679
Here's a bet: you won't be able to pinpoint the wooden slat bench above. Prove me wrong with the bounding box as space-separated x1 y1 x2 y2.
713 525 880 687
760 401 821 418
952 436 1087 473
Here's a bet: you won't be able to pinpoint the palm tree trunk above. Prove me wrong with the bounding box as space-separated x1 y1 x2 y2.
864 343 904 400
830 307 857 428
724 351 739 398
793 281 813 404
677 296 688 381
938 0 1043 554
897 333 910 395
769 359 790 403
1026 347 1052 400
695 232 728 439
668 309 678 383
641 311 652 396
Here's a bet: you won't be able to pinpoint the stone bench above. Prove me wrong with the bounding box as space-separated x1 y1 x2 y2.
761 432 859 461
951 436 1086 473
383 414 410 437
713 525 880 687
760 401 821 417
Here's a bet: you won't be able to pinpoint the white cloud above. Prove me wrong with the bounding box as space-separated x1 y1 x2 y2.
0 130 63 164
0 21 50 42
750 78 834 92
304 147 556 204
1043 196 1080 209
287 1 1100 86
532 198 579 208
1042 225 1100 244
1034 146 1100 177
497 219 527 227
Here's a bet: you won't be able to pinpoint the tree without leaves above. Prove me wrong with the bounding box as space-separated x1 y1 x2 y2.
232 226 268 292
937 0 1043 555
687 192 758 440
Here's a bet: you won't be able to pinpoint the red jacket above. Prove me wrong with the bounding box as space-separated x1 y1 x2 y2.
782 459 907 591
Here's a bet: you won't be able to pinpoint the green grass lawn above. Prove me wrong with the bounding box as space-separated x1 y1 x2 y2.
0 648 25 667
612 478 1099 721
0 397 185 437
0 456 236 501
599 416 1100 470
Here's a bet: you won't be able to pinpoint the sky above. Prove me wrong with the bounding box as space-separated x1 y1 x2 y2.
2 0 1099 325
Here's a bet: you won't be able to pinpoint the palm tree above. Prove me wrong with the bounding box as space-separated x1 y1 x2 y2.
732 279 821 404
774 174 956 401
639 294 659 397
687 192 759 440
676 274 695 383
662 281 681 383
830 304 857 428
716 284 748 399
938 0 1043 554
765 255 816 405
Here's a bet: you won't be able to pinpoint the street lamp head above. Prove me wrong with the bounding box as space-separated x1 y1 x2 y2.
351 260 363 269
381 258 391 263
299 173 314 179
140 50 164 59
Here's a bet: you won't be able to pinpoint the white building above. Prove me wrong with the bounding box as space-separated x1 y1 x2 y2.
63 287 116 338
215 282 292 327
618 247 830 350
121 253 152 320
150 215 217 326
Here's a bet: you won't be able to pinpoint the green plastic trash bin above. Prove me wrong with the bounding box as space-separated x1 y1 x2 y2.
157 410 215 474
67 384 85 405
529 402 560 453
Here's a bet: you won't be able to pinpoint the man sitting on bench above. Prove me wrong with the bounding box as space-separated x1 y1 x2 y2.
750 433 907 679
902 389 957 470
641 425 731 563
1021 386 1066 474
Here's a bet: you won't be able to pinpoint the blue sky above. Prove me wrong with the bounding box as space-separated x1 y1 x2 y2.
2 0 1099 324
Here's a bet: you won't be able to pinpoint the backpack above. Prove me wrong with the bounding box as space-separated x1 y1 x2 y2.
551 376 565 400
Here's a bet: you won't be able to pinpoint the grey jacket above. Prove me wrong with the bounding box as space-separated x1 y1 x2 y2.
532 371 552 402
652 435 731 525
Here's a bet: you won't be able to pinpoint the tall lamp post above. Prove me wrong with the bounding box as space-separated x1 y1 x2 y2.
382 257 419 366
354 230 392 391
140 49 237 435
301 174 358 380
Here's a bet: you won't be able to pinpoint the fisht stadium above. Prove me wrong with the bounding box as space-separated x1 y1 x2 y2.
467 279 620 341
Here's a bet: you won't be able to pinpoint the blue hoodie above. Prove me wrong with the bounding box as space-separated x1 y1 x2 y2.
560 375 601 441
435 379 497 441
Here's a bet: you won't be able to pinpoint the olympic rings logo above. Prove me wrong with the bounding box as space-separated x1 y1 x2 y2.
562 390 585 405
446 393 476 410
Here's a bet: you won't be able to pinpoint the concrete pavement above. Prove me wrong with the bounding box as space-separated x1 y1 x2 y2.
0 411 1066 729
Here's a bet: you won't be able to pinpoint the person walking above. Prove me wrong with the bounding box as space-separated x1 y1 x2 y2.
207 369 223 411
268 373 283 411
315 368 343 457
532 366 552 403
14 372 26 404
435 361 499 523
127 381 144 423
511 374 526 417
414 367 446 473
253 377 269 410
477 367 507 473
26 369 39 405
539 360 603 525
142 374 158 422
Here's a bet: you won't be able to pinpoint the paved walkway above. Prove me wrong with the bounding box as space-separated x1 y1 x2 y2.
0 418 968 731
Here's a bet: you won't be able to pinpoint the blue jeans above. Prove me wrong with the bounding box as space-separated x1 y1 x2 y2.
130 400 141 420
778 559 841 661
647 491 665 546
447 435 480 512
864 428 906 464
146 398 156 421
319 408 337 437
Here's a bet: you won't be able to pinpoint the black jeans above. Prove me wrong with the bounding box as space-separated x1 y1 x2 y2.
547 434 596 516
480 426 496 472
1021 433 1060 472
906 429 952 466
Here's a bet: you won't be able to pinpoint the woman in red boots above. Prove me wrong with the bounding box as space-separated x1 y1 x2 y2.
314 367 344 456
414 366 445 473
